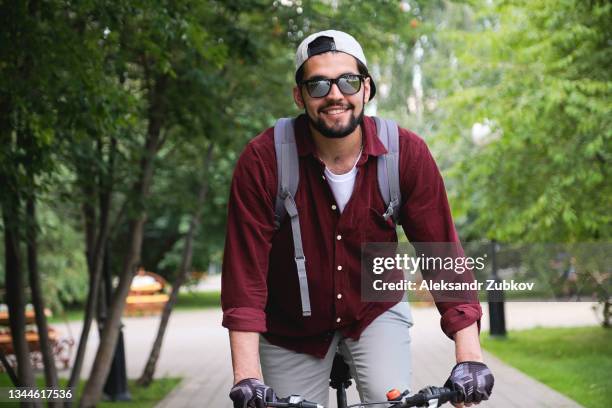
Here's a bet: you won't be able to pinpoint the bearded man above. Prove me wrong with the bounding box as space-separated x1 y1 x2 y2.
222 30 494 408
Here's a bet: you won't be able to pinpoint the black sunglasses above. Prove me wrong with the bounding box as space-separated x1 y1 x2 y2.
300 74 366 98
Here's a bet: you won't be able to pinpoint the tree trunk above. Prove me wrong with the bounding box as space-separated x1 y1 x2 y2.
2 190 38 408
67 162 99 397
78 75 167 408
1 4 40 406
66 249 103 396
78 193 150 408
0 35 33 396
67 207 108 388
67 136 117 401
26 196 61 408
137 144 213 387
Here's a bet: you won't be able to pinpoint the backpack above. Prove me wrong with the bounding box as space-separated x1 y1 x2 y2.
273 117 402 317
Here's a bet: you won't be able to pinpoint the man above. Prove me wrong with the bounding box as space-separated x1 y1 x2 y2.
222 30 494 408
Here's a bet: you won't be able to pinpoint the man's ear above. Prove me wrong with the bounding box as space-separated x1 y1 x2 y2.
293 85 305 109
363 77 371 103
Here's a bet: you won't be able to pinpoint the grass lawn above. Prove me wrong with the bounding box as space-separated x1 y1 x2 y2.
0 373 181 407
175 290 220 310
481 326 612 408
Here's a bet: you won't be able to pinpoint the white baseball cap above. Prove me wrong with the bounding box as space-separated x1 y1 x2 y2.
295 30 376 100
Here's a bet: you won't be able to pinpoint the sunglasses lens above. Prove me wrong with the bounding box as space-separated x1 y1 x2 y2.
307 80 331 98
338 75 362 95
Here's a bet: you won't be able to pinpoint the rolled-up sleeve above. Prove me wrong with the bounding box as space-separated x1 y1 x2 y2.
221 137 276 332
398 130 482 338
439 303 482 338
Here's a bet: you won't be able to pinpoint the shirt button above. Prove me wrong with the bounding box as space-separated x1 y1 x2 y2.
331 204 337 210
336 234 342 241
337 265 342 271
336 317 342 323
337 293 342 299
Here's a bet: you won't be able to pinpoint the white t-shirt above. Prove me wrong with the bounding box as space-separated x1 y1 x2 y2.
324 148 362 213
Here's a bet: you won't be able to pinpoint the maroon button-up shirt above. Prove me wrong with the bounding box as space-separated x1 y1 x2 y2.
221 114 482 358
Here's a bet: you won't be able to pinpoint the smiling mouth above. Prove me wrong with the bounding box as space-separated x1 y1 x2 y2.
320 105 351 116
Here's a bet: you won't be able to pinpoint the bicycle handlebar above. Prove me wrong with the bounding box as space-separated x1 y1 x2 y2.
268 386 458 408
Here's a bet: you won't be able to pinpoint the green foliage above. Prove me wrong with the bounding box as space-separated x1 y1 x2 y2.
36 203 89 312
429 0 611 242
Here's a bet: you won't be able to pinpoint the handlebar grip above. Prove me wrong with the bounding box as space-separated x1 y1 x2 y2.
401 393 426 406
433 386 458 404
392 386 458 407
421 386 458 406
299 402 323 408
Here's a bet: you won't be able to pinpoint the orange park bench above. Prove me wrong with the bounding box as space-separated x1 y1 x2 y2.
0 307 75 371
124 268 170 316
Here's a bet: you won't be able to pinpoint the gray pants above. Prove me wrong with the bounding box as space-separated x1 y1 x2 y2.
260 302 413 406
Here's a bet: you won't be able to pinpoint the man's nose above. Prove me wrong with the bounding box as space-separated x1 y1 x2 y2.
326 82 344 99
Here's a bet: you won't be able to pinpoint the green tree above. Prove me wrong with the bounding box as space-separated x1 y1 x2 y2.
432 0 611 242
418 0 611 324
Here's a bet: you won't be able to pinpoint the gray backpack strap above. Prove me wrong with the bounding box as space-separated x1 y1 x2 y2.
274 118 299 226
374 117 401 224
273 118 311 317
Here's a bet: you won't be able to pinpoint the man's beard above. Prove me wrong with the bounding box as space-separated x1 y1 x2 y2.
305 101 365 139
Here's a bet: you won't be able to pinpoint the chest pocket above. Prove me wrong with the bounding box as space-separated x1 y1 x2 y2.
364 207 398 243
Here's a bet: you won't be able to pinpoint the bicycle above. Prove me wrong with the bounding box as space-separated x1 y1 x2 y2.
266 353 458 408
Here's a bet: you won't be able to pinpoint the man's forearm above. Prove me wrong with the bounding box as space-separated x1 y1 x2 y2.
229 330 263 384
453 322 483 363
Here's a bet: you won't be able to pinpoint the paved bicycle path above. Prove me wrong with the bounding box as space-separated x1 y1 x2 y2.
61 303 595 407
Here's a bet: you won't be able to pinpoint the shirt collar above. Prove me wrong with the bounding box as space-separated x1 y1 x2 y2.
294 114 388 158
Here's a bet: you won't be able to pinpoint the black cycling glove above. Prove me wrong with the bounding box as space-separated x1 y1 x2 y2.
229 378 277 408
444 361 494 404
